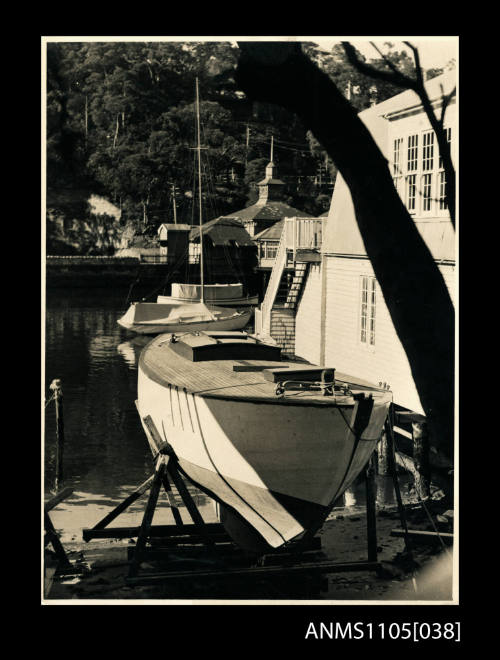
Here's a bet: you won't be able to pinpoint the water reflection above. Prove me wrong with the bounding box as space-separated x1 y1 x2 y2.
44 288 211 516
117 337 150 370
44 288 411 533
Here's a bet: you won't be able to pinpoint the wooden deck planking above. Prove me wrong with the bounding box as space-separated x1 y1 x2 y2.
140 334 373 405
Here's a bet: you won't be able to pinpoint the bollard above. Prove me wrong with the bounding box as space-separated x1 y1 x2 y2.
49 379 65 493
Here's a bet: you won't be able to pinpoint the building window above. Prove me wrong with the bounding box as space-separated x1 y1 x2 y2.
393 138 403 175
266 244 277 260
392 137 403 196
360 276 376 346
439 127 452 168
422 173 433 212
393 125 452 216
261 241 277 260
407 134 418 171
422 131 434 171
438 170 448 210
406 174 416 212
438 127 451 211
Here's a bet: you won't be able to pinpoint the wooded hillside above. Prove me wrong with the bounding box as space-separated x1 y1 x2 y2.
46 40 441 254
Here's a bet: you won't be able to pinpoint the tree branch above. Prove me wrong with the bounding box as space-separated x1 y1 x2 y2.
342 40 456 228
342 41 417 91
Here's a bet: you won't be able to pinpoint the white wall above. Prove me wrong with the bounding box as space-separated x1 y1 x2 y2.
295 263 322 364
322 255 455 413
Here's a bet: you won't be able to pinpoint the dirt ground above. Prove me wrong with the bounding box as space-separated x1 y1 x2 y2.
44 495 454 603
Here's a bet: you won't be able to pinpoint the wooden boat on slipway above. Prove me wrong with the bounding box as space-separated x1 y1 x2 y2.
137 330 392 553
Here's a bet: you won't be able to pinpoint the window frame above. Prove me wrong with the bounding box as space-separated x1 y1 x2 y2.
359 275 377 350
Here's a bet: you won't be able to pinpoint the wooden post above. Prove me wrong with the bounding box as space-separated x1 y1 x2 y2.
44 511 72 568
128 457 165 578
89 475 155 532
50 379 65 493
365 454 378 562
412 420 431 500
384 416 413 557
161 471 183 527
377 431 390 476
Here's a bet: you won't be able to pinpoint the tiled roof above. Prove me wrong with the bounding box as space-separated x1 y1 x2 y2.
254 219 284 241
225 201 314 222
189 217 255 246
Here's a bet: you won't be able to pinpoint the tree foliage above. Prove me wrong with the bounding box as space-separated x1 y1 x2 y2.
46 40 441 245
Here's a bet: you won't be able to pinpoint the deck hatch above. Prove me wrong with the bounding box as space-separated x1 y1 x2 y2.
168 333 282 363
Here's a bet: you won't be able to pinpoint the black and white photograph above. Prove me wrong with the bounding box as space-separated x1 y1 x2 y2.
42 35 458 609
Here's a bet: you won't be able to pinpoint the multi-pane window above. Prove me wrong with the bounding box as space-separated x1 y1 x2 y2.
393 138 403 197
422 131 434 171
438 170 448 210
407 134 418 171
406 174 416 211
266 243 277 260
394 126 452 214
438 127 451 210
422 173 433 212
260 242 278 260
439 127 452 168
393 138 403 175
360 276 376 346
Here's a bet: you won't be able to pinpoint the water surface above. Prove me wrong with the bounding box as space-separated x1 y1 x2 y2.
44 287 409 539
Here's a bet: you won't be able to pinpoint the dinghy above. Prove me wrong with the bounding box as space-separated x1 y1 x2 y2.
137 330 392 553
117 301 251 336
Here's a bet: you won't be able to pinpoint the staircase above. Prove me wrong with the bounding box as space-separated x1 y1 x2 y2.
255 217 322 343
283 262 308 309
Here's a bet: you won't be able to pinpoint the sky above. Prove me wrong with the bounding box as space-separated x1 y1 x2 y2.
44 35 458 71
306 37 457 70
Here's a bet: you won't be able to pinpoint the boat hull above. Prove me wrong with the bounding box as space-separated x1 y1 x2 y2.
118 304 252 335
158 282 258 307
137 363 391 552
157 294 259 307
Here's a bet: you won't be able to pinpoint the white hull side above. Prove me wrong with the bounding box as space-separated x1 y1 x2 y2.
137 367 391 548
157 294 259 307
118 309 252 335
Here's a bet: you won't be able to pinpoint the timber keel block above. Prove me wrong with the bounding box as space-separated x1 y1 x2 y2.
82 522 230 543
124 559 382 587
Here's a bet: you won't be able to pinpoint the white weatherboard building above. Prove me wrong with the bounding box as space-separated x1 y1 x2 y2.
257 70 456 418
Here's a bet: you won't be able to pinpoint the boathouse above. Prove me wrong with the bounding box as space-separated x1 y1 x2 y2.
221 156 314 300
256 70 456 420
188 216 258 291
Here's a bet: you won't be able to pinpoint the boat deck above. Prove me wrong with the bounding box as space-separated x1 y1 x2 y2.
139 332 382 405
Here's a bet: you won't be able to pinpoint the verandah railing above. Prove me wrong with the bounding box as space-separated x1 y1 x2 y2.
256 217 323 335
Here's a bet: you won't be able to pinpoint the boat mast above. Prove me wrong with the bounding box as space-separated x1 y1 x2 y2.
172 183 177 224
195 77 204 304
